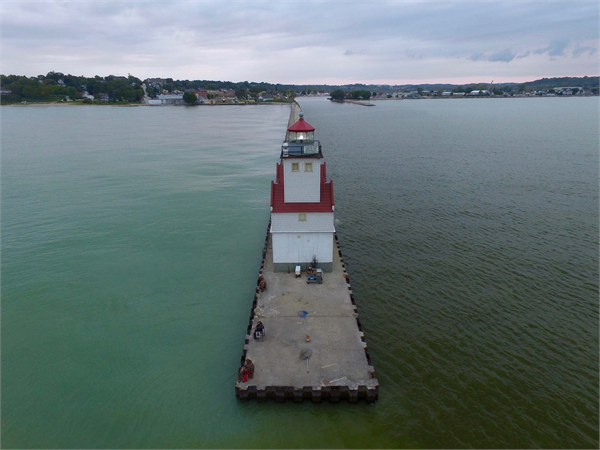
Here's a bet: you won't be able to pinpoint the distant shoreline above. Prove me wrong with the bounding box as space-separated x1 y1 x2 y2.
4 95 596 107
0 101 291 107
368 95 599 100
329 99 374 106
1 102 141 107
325 95 598 105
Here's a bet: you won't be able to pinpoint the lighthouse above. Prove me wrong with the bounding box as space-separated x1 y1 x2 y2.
270 112 335 272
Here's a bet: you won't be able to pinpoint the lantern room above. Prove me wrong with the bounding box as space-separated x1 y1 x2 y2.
287 112 315 142
282 112 322 158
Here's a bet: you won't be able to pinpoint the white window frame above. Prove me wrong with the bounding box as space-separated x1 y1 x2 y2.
305 162 313 172
291 162 299 172
299 213 307 221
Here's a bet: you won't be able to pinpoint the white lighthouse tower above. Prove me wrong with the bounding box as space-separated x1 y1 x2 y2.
270 112 335 272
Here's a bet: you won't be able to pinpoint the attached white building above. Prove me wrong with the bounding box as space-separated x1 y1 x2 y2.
270 113 335 272
156 94 185 105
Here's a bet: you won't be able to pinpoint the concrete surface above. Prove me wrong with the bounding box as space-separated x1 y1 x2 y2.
237 235 378 391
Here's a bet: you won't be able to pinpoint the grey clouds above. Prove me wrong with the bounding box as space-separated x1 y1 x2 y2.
1 1 598 84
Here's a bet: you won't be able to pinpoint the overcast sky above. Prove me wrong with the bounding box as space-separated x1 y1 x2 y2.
1 1 598 85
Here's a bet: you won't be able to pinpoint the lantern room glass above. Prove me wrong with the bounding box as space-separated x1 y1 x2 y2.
292 131 314 142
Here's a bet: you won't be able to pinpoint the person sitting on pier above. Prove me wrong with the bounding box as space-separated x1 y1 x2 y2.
238 359 255 382
258 276 267 292
253 321 265 339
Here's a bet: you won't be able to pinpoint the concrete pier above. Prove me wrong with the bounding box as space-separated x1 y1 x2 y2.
235 103 379 403
286 102 301 137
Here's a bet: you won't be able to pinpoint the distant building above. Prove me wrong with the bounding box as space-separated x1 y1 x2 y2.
82 92 94 100
442 91 452 97
147 78 167 85
469 90 489 96
146 78 167 89
0 88 12 95
156 94 185 105
554 87 584 95
57 79 65 86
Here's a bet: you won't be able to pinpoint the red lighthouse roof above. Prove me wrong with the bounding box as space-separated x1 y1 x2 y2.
287 115 315 132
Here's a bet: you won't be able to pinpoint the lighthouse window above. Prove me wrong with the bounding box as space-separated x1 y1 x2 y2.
291 162 299 172
299 214 307 221
304 163 313 172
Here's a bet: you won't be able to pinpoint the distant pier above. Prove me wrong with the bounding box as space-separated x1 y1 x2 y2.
235 103 379 403
329 99 374 107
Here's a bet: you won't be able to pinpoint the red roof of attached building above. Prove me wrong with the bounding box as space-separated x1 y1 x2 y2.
271 162 334 213
287 117 315 132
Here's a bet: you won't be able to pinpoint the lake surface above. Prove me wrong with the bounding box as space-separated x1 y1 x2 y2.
2 98 598 448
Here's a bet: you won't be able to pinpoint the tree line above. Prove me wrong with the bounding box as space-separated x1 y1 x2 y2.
330 89 372 100
1 72 144 103
2 72 597 103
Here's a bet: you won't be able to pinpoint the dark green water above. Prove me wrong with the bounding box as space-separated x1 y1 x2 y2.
2 98 598 448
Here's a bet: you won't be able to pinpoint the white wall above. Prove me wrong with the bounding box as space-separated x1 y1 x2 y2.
271 212 334 233
283 159 324 203
272 232 334 264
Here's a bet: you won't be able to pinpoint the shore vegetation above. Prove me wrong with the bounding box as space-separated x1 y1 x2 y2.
1 73 597 105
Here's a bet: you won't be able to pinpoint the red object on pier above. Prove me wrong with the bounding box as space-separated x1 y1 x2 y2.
287 117 315 132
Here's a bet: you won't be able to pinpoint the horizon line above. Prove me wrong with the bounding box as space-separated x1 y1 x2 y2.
2 72 598 87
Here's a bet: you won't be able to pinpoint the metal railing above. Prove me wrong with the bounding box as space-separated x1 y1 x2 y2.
281 140 322 158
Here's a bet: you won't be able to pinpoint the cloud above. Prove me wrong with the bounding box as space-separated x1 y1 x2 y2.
488 49 516 63
573 43 597 58
469 49 516 63
535 38 571 57
1 1 598 83
405 50 423 59
469 52 485 62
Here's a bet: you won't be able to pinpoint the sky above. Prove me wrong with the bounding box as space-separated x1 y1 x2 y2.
1 0 598 85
